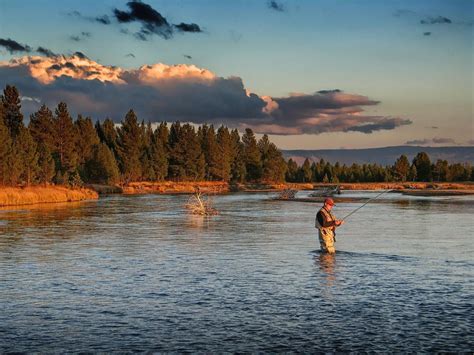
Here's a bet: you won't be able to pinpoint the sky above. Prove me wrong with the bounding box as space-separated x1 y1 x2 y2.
0 0 472 149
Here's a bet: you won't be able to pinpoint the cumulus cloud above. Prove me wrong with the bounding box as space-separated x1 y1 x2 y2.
0 54 411 136
112 1 202 40
268 1 285 12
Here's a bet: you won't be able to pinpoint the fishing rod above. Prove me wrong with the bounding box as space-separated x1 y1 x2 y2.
341 189 392 220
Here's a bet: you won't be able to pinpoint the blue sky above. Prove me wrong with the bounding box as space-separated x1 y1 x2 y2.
0 0 472 149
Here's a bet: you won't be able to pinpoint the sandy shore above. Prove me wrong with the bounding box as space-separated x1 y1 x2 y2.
0 186 99 207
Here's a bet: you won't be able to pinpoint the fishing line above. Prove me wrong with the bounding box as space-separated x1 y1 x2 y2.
341 189 392 220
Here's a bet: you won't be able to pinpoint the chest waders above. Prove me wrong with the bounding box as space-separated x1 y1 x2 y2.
315 208 336 254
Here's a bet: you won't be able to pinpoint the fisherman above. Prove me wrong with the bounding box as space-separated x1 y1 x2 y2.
315 197 344 254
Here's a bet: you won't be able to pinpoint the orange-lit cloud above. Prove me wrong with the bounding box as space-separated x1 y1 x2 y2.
0 54 411 135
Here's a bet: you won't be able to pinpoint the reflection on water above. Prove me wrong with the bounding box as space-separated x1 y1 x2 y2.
0 192 473 352
316 252 337 287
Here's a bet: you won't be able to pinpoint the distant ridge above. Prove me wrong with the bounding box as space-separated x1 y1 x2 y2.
282 146 474 166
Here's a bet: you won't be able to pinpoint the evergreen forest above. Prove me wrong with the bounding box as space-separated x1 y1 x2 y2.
1 85 472 187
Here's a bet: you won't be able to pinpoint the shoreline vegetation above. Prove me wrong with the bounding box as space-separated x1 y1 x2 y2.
1 84 473 207
1 181 473 207
0 186 98 207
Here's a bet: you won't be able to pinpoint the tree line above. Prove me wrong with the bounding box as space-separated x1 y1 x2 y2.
0 85 286 186
0 85 472 187
286 152 473 183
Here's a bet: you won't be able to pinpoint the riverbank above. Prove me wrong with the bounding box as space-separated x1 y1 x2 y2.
0 186 99 207
3 182 471 207
114 181 474 195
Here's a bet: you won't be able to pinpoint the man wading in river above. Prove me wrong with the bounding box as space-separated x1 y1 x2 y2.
315 198 344 254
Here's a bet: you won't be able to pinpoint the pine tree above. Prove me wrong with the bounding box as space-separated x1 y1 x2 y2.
16 127 39 186
259 134 286 182
140 121 154 180
393 155 410 182
85 143 120 184
230 129 246 183
216 126 233 181
242 128 262 182
96 118 118 154
29 104 55 152
433 159 449 182
412 152 432 181
52 102 78 181
150 126 168 181
182 124 205 180
75 115 100 165
168 122 185 179
408 164 417 181
0 117 12 185
37 143 55 184
299 158 312 182
116 110 143 183
200 125 221 180
1 85 24 139
286 158 298 182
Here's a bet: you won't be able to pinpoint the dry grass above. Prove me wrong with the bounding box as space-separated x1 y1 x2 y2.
122 181 229 194
0 186 99 207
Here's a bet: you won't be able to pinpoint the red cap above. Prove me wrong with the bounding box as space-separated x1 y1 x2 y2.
324 197 335 206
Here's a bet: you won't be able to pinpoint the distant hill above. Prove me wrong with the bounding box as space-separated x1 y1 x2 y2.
283 146 474 166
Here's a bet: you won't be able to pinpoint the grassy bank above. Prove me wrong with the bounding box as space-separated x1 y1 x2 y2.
89 181 474 195
0 186 99 207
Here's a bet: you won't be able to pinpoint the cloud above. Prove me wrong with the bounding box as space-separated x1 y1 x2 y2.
406 137 457 145
420 16 452 25
183 54 192 60
423 32 432 36
0 38 57 58
69 31 91 42
125 53 136 58
0 38 31 53
113 1 202 40
174 23 202 33
268 1 285 12
68 10 111 25
406 139 430 145
468 139 474 145
36 47 56 57
95 15 111 25
0 55 411 136
433 137 455 144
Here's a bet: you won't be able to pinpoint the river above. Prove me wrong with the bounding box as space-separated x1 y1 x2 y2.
0 191 473 352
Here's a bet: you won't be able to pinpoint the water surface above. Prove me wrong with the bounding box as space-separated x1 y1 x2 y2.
1 192 473 352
